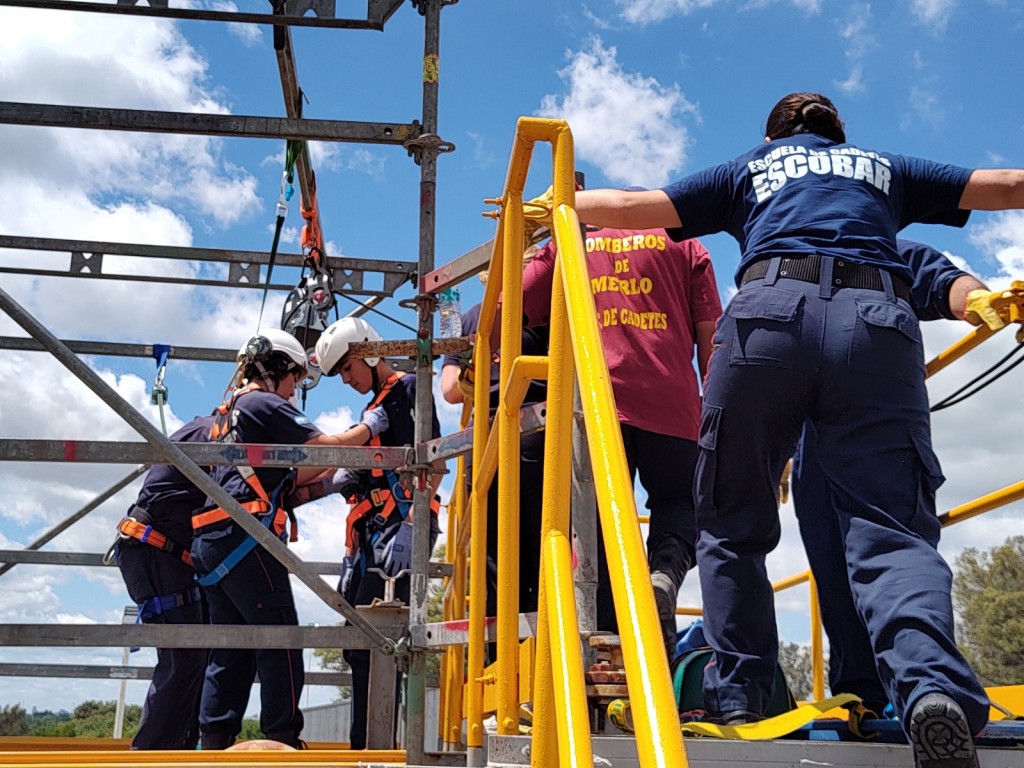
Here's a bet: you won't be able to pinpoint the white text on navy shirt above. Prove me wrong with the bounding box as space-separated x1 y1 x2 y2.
748 145 892 203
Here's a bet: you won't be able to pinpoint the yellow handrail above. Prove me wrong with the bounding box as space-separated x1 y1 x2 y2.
544 123 687 767
466 115 688 768
495 188 525 733
532 259 588 765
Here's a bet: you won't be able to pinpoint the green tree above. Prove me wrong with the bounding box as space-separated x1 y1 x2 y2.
953 536 1024 686
239 717 263 740
777 641 828 701
0 704 29 737
30 700 141 738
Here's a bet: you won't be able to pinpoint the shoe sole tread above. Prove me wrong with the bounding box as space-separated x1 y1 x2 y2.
909 695 979 768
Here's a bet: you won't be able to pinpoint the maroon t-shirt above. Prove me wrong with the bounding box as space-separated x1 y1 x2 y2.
521 228 722 441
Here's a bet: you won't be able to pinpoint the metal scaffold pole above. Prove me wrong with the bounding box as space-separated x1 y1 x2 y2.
0 284 394 653
0 465 147 579
405 0 451 762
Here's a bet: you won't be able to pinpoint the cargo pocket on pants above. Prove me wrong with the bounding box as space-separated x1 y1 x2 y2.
848 300 923 384
909 427 945 547
725 287 804 368
695 404 723 516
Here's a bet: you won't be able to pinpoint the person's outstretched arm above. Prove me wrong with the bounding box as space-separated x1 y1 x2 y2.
959 169 1024 210
575 189 682 230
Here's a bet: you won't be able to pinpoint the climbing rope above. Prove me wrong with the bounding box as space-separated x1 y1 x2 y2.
256 139 301 329
334 291 419 334
931 338 1024 412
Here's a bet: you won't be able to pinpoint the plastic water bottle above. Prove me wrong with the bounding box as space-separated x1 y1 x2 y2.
438 287 462 338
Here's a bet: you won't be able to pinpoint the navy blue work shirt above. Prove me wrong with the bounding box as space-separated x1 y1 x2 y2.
662 134 973 286
207 390 321 504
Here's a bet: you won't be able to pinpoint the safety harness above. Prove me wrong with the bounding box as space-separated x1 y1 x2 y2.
343 373 440 565
117 506 193 568
113 506 203 623
192 384 299 587
137 585 204 623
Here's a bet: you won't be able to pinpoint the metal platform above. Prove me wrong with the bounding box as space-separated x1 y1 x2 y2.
487 734 1024 768
2 731 1023 768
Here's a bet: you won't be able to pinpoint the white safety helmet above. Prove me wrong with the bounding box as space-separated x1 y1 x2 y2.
315 317 382 376
241 328 309 372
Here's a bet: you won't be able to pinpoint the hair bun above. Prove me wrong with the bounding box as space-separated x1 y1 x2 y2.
801 101 834 121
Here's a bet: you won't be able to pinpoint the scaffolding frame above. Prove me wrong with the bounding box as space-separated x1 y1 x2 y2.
0 0 484 762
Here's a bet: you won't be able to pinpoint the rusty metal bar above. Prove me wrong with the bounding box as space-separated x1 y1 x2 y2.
0 0 406 29
0 101 421 144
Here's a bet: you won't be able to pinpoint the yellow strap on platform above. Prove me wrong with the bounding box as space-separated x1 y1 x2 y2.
679 693 860 740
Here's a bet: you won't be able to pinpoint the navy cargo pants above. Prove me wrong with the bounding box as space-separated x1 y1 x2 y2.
695 257 988 734
792 423 890 713
117 541 207 750
192 523 304 741
595 424 698 633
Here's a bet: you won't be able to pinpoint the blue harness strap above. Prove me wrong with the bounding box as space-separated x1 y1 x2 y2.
137 584 202 622
195 473 293 588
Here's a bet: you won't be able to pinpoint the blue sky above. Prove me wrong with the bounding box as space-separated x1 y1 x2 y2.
1 0 1023 716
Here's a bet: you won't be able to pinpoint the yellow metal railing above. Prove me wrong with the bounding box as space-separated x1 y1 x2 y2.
438 408 470 749
437 124 1024 763
441 116 687 767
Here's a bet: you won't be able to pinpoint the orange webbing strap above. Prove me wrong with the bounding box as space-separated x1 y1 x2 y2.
117 517 193 568
210 382 261 440
207 386 299 542
300 171 323 259
192 498 271 529
345 489 397 551
366 372 404 478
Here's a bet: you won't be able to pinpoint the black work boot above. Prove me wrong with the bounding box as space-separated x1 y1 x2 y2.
264 731 307 749
650 570 680 660
705 709 763 726
199 731 235 750
908 693 980 768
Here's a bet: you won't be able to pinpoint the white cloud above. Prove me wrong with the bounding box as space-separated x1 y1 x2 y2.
536 37 698 188
833 63 866 96
0 8 259 227
910 0 957 32
837 3 875 60
616 0 819 24
832 5 873 95
466 131 499 170
345 148 387 179
581 4 616 29
616 0 720 25
969 211 1024 281
208 0 264 46
900 85 945 132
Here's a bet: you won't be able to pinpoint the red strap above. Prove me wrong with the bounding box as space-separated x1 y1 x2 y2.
300 172 323 259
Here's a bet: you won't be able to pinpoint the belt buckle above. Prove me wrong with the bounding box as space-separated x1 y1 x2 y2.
118 516 138 541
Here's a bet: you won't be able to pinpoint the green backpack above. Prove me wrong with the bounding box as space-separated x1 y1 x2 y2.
672 647 796 719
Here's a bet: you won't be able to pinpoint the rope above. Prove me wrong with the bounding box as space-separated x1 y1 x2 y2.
931 339 1024 412
335 291 419 334
256 143 299 329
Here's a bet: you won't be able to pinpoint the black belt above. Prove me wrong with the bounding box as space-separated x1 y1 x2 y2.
739 254 911 302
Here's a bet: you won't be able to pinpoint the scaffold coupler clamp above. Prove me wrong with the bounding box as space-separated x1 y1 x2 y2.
403 132 455 166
